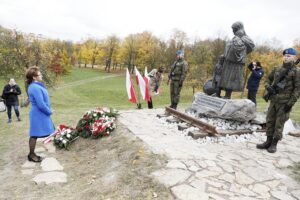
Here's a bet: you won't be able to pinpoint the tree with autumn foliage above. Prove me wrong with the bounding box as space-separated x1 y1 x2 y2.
103 35 120 72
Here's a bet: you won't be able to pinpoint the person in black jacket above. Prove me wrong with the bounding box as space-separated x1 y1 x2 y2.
246 61 264 105
2 78 22 123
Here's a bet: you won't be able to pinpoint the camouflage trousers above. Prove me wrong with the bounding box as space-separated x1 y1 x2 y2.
266 101 290 140
170 81 183 105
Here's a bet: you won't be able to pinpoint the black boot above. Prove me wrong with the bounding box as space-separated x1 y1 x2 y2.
173 103 177 110
267 138 279 153
148 98 153 109
256 136 273 149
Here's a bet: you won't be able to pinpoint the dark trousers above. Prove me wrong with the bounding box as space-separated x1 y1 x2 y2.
247 90 257 105
147 97 153 109
7 105 20 119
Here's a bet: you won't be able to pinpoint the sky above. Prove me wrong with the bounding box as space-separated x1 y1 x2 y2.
0 0 299 47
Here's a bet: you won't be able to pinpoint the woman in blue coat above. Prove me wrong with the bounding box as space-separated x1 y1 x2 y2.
247 61 264 105
25 66 55 162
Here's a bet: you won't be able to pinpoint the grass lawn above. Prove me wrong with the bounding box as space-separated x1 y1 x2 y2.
51 67 195 110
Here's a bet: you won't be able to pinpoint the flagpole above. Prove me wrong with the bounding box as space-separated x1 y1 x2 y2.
134 66 143 109
136 84 142 109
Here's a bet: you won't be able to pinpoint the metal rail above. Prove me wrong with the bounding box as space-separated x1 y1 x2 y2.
165 107 218 136
165 107 266 137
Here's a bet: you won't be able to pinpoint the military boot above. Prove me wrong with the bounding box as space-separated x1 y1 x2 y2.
267 138 279 153
256 136 272 149
173 103 177 110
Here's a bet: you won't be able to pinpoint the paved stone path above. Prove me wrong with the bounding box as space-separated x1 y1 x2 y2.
21 141 67 185
119 109 300 200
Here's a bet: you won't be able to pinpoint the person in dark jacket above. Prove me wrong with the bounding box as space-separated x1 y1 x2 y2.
2 78 22 123
246 61 264 105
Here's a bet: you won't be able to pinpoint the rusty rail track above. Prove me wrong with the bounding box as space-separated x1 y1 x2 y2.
165 107 266 137
165 107 218 136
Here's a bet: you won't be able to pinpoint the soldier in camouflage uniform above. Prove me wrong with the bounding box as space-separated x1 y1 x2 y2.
168 50 188 109
257 48 300 153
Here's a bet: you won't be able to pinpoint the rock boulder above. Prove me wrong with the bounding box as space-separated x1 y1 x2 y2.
186 93 256 122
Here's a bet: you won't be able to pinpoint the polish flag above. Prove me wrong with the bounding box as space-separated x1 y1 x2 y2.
144 67 151 102
134 66 146 100
42 134 54 144
42 124 68 144
126 68 137 103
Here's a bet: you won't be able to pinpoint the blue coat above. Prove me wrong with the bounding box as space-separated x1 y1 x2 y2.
247 67 264 91
28 82 55 137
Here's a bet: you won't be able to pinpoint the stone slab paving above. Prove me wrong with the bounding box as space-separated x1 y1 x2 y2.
21 141 67 184
21 169 34 175
41 157 64 171
32 171 67 185
119 109 300 200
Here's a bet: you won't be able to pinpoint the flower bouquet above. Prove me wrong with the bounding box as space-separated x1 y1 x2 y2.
76 107 118 138
53 124 79 149
50 108 117 150
90 116 116 139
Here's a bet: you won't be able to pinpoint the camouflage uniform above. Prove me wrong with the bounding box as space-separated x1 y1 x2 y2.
147 69 163 109
169 59 188 109
265 63 300 140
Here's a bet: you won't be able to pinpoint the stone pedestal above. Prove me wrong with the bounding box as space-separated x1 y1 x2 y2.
187 93 256 122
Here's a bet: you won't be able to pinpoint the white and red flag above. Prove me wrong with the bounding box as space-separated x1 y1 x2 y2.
144 67 151 102
134 66 147 100
126 68 137 103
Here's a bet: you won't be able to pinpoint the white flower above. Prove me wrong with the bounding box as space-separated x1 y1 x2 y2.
103 107 110 112
66 129 72 134
67 134 71 138
62 140 67 144
59 137 63 141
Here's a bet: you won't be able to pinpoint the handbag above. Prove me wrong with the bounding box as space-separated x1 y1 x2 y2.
0 100 6 112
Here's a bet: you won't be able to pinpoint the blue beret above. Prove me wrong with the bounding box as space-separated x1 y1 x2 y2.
176 50 184 55
283 48 298 55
